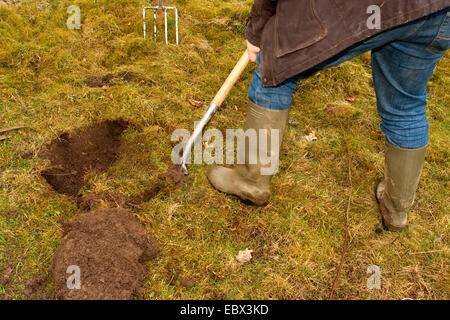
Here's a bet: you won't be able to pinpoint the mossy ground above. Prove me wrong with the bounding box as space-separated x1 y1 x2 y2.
0 0 448 299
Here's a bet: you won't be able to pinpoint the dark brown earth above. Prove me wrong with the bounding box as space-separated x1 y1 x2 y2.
53 207 159 300
166 164 191 188
128 186 161 205
40 120 128 197
85 73 114 88
118 71 137 82
180 277 195 289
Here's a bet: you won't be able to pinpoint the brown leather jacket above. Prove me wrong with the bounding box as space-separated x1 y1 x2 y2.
246 0 450 87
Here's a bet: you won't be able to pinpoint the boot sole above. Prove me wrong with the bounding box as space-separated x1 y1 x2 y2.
206 169 269 207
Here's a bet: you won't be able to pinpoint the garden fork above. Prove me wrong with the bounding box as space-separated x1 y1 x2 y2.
180 51 250 175
143 0 179 45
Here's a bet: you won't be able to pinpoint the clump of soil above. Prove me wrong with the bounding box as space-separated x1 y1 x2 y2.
53 208 159 300
85 74 114 88
166 164 191 188
21 151 34 160
40 120 128 197
180 277 195 289
128 186 161 205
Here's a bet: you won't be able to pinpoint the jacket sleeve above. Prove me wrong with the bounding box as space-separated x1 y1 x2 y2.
245 0 277 47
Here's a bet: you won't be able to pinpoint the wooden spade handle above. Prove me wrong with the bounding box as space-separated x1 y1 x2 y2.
212 50 250 106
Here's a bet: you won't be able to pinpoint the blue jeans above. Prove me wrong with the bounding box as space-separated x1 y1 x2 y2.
248 9 450 149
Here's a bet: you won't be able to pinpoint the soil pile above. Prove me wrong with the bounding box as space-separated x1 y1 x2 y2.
53 208 159 300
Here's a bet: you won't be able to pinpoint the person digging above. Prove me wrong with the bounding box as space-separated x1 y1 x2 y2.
207 1 450 231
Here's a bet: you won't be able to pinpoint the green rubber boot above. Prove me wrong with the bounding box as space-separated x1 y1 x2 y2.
376 141 427 231
207 101 289 205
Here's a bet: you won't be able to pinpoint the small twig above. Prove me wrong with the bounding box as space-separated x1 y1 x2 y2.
0 126 30 134
0 126 33 142
390 235 400 245
409 249 448 255
328 116 352 300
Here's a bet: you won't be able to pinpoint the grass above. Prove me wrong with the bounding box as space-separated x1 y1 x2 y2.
0 0 449 300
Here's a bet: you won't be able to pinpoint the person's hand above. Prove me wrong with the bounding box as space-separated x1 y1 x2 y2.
246 40 260 63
